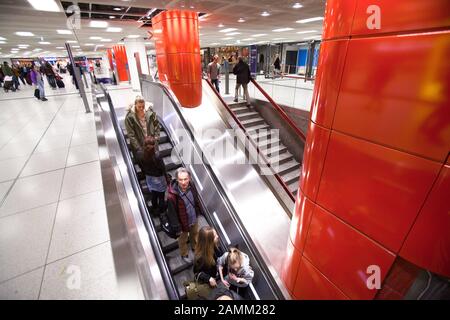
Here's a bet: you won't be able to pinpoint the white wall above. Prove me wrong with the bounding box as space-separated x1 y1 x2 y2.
124 39 150 91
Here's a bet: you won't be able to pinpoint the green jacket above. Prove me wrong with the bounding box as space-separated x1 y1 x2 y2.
2 64 13 76
124 104 160 152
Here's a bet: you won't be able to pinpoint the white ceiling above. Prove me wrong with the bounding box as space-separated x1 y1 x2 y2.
0 0 326 58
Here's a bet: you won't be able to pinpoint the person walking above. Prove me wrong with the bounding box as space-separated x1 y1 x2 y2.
232 57 252 107
207 55 221 93
43 61 57 89
30 63 47 101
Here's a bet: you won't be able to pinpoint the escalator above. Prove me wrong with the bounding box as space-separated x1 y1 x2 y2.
96 83 291 300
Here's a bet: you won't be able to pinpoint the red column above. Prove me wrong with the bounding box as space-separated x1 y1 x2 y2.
112 45 129 82
152 10 202 108
283 0 450 299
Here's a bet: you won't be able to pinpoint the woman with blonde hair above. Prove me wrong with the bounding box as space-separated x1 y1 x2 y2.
217 247 254 289
193 226 223 288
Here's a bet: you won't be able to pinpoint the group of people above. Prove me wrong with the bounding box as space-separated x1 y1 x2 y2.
125 96 254 300
0 61 31 92
207 54 252 107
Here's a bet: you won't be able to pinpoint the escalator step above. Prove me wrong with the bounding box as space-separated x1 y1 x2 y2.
282 169 301 186
159 142 173 158
163 155 182 171
165 249 194 275
173 269 195 299
158 230 179 253
159 131 169 144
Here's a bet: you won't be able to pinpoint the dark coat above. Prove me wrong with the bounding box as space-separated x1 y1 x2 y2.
124 104 161 153
194 247 224 283
135 150 166 177
167 180 203 232
233 61 251 85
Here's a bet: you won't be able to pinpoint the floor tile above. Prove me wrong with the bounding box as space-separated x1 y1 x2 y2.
34 134 72 154
0 267 44 300
60 161 102 200
0 180 14 203
66 143 99 167
20 148 69 177
0 141 36 161
70 130 97 147
0 156 28 182
47 190 109 263
0 203 57 282
0 170 64 217
39 242 119 300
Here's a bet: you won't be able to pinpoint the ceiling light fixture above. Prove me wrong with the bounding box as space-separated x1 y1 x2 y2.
292 3 303 9
241 38 255 41
113 7 123 11
0 37 6 41
39 41 51 45
89 36 102 40
127 35 140 38
296 30 317 34
100 39 112 42
66 40 77 43
238 18 245 23
57 29 72 34
90 21 108 28
16 32 35 37
220 28 237 33
253 34 267 37
27 0 60 12
226 32 241 36
272 28 294 32
261 11 270 17
296 17 324 23
106 27 122 32
218 24 224 28
109 16 116 19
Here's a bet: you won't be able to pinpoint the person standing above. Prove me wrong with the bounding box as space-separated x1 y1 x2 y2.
207 55 221 93
273 54 281 78
167 168 203 263
232 57 252 107
30 63 47 101
44 61 56 89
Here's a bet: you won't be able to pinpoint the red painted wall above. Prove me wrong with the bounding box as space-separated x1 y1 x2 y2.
283 0 450 299
152 10 202 108
112 45 129 82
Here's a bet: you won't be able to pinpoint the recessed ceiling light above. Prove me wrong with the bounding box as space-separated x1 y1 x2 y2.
261 11 270 17
303 36 321 40
109 16 116 19
222 37 234 40
272 28 294 32
218 24 224 28
210 43 220 46
0 41 6 44
90 21 108 28
253 34 267 37
56 46 64 49
297 30 317 34
100 39 112 42
219 28 237 33
190 5 194 9
90 36 102 40
106 27 122 32
18 45 29 48
72 45 80 48
241 38 255 41
292 3 303 9
66 40 77 43
238 18 245 23
113 7 123 11
84 43 95 46
273 38 286 40
226 32 241 36
0 37 6 41
57 29 72 35
96 44 104 47
296 17 324 23
16 32 34 37
39 41 51 45
127 35 140 38
33 48 42 51
27 0 60 12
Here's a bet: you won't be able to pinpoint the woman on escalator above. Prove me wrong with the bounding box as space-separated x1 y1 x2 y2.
136 136 168 215
194 226 224 288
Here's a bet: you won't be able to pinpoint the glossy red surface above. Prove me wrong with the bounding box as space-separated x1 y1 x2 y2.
112 45 129 82
300 122 331 201
281 239 302 295
317 131 441 252
290 190 315 253
322 0 357 40
400 165 450 278
294 257 349 300
152 10 202 108
352 0 450 36
304 205 396 299
333 31 450 162
310 39 349 128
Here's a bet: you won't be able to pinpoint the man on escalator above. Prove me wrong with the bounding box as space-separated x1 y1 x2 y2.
167 168 203 264
232 57 252 107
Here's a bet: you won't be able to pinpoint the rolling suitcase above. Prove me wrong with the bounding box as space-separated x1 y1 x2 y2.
3 76 14 92
56 78 65 88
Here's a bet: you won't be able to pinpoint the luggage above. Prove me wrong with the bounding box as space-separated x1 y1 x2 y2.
3 76 14 92
34 88 41 99
56 78 65 88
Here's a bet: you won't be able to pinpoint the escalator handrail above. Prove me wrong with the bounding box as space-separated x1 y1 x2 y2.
250 77 307 142
203 78 296 203
142 79 290 299
99 84 180 300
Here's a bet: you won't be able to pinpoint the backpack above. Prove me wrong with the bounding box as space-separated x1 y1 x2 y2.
161 198 181 239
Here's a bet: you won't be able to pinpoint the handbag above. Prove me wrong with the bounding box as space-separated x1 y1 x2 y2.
34 88 41 99
184 273 212 300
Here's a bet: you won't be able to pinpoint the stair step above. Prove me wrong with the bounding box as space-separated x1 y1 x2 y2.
159 142 173 157
287 180 299 195
246 124 271 132
241 117 266 127
228 102 248 109
249 129 273 141
163 155 182 171
273 159 300 176
269 152 294 166
263 144 288 157
231 106 254 115
281 169 301 186
257 138 281 150
236 111 259 121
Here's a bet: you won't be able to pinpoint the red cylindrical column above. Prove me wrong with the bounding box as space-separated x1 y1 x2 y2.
152 10 202 108
112 45 129 82
283 0 450 300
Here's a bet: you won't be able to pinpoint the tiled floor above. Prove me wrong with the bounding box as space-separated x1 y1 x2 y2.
0 84 119 299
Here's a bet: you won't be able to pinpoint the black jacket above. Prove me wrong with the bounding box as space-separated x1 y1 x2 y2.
136 151 166 177
233 61 251 84
194 247 224 284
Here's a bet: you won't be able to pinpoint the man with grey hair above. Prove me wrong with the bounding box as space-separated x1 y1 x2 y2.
167 167 203 263
208 55 221 93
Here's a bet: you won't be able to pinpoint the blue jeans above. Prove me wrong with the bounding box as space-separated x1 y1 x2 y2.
211 79 220 93
37 80 45 99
